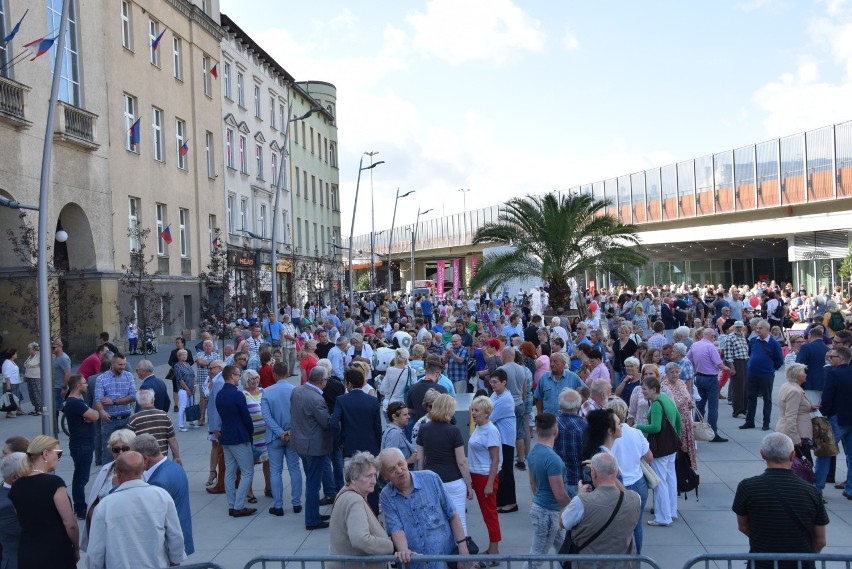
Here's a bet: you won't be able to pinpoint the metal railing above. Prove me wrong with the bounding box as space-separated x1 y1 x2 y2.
682 553 852 568
55 101 98 149
0 75 29 125
172 563 226 569
243 554 662 569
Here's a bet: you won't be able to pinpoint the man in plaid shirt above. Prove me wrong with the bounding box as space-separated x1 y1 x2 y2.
442 334 469 388
723 321 749 418
94 353 137 463
553 388 587 498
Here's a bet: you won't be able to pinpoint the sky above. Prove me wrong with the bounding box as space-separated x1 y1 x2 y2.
219 0 852 237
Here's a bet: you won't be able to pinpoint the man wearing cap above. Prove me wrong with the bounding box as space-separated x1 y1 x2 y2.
328 337 349 381
723 321 750 418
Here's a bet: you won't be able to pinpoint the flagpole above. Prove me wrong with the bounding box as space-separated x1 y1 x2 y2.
38 0 70 436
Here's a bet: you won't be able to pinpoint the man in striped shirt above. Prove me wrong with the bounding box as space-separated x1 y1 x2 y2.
127 389 181 463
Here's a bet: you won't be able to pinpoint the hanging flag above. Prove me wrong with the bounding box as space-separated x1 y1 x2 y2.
210 63 218 79
212 235 220 249
160 225 173 245
23 34 58 61
151 28 166 52
129 118 141 144
179 139 190 156
2 9 28 45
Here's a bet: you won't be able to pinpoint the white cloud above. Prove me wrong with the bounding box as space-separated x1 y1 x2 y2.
562 28 580 51
404 0 546 66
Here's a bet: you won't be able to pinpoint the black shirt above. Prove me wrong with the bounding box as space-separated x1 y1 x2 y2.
524 324 540 347
63 397 95 442
406 380 448 422
417 421 465 483
322 377 346 413
316 341 334 360
732 468 829 568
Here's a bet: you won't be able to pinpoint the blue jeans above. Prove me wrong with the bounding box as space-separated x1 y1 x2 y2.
695 373 720 434
322 449 343 498
69 440 94 517
626 476 649 554
815 416 841 492
300 454 325 526
100 415 130 463
838 424 852 494
524 503 565 569
223 442 254 510
745 375 773 427
268 438 303 509
128 338 138 353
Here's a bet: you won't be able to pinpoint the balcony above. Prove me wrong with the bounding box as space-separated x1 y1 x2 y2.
0 75 31 128
54 101 99 150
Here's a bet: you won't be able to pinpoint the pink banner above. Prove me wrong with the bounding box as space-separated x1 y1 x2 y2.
436 261 445 298
452 258 460 298
470 257 477 279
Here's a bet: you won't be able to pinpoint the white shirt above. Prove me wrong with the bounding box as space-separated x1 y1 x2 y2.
2 359 20 385
611 424 650 486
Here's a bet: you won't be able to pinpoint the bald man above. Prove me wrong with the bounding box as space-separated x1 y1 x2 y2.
86 451 185 569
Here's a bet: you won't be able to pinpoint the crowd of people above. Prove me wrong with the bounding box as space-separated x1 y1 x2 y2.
0 277 846 567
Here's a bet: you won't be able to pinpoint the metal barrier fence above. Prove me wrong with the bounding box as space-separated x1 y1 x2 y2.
682 553 852 568
243 554 661 569
174 564 226 569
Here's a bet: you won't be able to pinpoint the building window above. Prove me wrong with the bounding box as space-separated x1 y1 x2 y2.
319 178 323 205
311 175 316 202
330 143 336 167
240 198 248 231
225 128 234 169
331 186 337 211
279 104 285 131
317 133 322 159
301 122 306 148
259 204 267 238
202 55 211 96
47 0 80 106
310 127 314 154
179 208 189 258
255 144 263 180
294 117 299 143
326 183 330 208
129 197 140 251
239 135 247 174
208 215 216 252
296 217 302 249
172 36 183 80
271 152 278 186
124 94 138 152
120 0 132 50
295 167 300 195
175 118 187 169
324 138 328 163
313 223 318 254
303 171 308 200
237 72 244 107
223 62 232 100
305 220 310 251
321 226 325 255
205 131 214 178
148 19 161 67
270 96 276 128
0 1 7 76
254 85 261 118
151 107 163 162
227 194 235 233
156 203 166 255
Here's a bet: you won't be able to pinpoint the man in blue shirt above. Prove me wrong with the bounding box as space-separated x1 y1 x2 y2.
261 362 303 516
534 354 583 415
379 447 469 569
327 337 349 381
741 320 784 431
216 365 255 517
421 296 434 328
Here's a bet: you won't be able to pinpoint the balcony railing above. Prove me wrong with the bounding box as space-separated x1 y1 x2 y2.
0 75 31 128
55 101 99 150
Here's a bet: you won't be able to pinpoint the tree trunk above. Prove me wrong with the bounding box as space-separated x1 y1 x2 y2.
548 280 571 312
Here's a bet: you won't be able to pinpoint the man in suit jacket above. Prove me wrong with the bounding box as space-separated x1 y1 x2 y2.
821 345 852 499
135 359 171 413
216 365 255 517
0 453 23 569
290 365 332 530
131 433 193 556
260 362 303 516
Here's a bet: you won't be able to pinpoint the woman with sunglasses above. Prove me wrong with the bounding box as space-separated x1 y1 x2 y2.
9 435 79 567
81 429 137 551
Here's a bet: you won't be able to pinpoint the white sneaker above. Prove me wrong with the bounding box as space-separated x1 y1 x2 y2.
189 423 200 429
179 427 188 432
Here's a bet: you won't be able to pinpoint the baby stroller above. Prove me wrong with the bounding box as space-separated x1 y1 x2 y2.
143 327 158 355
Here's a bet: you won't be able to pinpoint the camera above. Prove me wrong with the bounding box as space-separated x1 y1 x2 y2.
581 465 595 489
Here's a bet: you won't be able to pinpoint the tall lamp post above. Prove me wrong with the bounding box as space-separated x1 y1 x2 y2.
270 102 322 319
386 189 414 295
348 157 385 308
409 207 433 293
364 151 380 289
458 188 470 240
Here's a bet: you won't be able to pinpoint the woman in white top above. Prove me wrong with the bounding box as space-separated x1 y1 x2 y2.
377 348 413 409
1 348 24 417
23 343 41 416
468 395 502 555
607 397 653 554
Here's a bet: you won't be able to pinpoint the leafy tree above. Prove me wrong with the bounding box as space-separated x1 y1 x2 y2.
115 226 181 343
357 272 370 291
469 192 647 310
0 212 99 343
839 247 852 283
199 230 234 335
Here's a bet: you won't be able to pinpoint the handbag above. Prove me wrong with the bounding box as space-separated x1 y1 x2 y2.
791 447 815 484
692 408 715 442
648 401 680 458
812 415 839 457
448 536 479 569
640 458 659 490
558 491 625 569
184 395 201 423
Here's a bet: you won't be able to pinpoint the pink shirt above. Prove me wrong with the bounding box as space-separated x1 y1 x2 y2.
686 338 723 375
586 362 611 384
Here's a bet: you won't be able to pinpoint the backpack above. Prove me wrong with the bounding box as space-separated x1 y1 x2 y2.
0 391 18 413
828 310 845 332
675 447 699 499
773 301 786 320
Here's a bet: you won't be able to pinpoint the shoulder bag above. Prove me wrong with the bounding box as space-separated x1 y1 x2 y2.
559 491 625 569
812 415 839 457
692 408 715 442
184 394 201 423
640 458 659 490
648 400 680 458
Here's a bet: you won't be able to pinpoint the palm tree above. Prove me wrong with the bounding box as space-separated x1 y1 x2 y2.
469 192 647 310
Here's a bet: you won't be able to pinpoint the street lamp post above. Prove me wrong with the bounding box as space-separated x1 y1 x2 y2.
386 189 414 296
364 151 379 289
409 207 433 293
348 157 385 309
270 100 322 320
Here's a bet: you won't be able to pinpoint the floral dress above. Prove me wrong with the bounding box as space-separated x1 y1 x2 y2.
244 389 267 464
661 379 697 470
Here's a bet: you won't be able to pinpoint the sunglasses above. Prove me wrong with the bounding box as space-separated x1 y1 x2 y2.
48 448 63 459
111 446 131 454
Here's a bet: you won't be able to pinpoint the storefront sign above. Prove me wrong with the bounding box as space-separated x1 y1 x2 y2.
452 259 460 298
276 258 293 273
436 261 445 298
227 250 256 268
